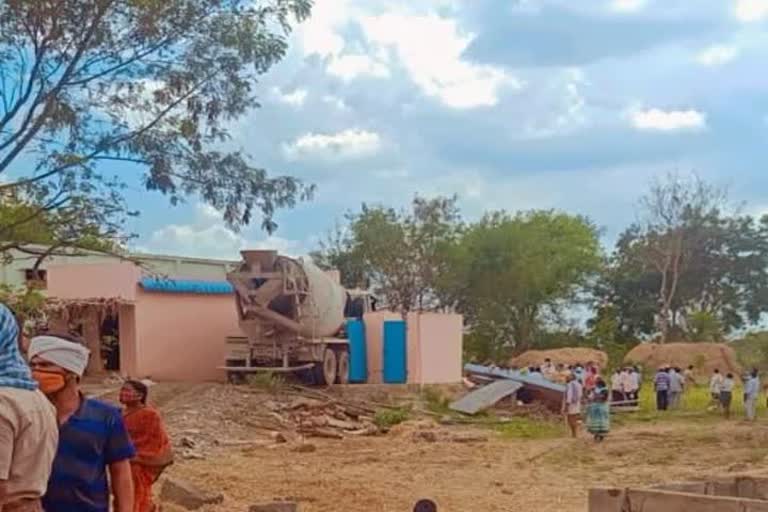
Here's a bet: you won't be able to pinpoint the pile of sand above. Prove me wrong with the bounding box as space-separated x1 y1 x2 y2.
624 342 742 378
509 348 608 369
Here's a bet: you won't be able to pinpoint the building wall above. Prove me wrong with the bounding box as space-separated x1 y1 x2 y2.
362 311 402 384
118 304 138 377
132 291 239 381
47 262 141 301
364 311 464 385
0 245 237 289
409 313 463 384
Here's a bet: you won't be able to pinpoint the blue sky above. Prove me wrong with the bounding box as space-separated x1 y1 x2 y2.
129 0 768 260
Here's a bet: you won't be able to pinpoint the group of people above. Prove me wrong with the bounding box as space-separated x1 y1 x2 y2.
0 304 172 512
651 366 695 411
706 367 761 420
561 362 612 442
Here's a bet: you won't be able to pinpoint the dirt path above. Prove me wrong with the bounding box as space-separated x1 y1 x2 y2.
151 384 768 512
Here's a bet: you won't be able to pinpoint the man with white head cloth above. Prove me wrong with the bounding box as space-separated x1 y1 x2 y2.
0 304 58 512
28 333 135 512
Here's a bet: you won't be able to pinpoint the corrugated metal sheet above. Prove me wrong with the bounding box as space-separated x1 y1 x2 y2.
450 380 523 415
139 277 234 295
464 363 566 393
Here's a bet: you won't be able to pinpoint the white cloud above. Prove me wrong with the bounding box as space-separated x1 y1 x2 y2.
628 107 707 132
322 95 350 110
138 204 306 259
282 129 382 161
696 45 739 66
734 0 768 22
359 13 520 109
273 87 308 107
327 54 390 81
521 68 590 139
609 0 647 12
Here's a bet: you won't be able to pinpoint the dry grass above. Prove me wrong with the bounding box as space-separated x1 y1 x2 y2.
154 382 768 512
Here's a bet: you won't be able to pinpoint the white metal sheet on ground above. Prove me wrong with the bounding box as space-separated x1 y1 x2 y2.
449 380 523 415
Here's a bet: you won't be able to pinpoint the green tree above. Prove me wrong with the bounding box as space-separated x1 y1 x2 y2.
441 210 602 358
600 176 768 341
0 0 314 250
0 189 129 268
312 195 461 313
310 223 369 290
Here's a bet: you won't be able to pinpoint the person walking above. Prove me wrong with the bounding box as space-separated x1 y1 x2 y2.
121 380 174 512
0 305 59 512
28 334 136 512
562 373 583 438
744 369 760 422
720 373 735 419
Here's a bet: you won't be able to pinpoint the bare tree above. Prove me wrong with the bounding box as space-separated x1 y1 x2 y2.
637 172 726 342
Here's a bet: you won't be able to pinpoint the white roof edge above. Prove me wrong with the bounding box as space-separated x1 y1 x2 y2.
1 242 239 266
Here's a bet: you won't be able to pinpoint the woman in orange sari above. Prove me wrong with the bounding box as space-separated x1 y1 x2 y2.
120 380 174 512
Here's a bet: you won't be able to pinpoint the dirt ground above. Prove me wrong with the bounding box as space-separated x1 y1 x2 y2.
127 383 768 512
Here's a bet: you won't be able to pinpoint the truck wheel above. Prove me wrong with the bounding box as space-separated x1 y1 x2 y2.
336 349 350 385
314 348 337 386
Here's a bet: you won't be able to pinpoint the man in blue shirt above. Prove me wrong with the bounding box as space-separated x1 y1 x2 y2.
744 368 760 422
28 334 135 512
654 367 671 411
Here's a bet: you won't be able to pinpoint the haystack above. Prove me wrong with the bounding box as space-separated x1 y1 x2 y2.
509 348 608 369
623 342 742 379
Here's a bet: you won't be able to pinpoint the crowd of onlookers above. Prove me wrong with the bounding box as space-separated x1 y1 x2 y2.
511 358 765 443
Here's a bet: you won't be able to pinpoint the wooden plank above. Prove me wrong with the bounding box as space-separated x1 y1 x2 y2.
589 488 768 512
449 380 523 415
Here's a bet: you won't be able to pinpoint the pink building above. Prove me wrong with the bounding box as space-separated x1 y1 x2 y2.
46 262 240 381
43 261 464 384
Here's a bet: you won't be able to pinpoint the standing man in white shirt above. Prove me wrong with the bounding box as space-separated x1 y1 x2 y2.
563 373 583 438
709 369 724 411
744 369 760 422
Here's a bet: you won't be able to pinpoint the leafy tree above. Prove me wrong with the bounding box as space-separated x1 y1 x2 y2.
0 284 45 334
0 0 314 251
441 210 602 358
312 195 461 313
600 175 768 341
632 173 725 342
310 223 369 290
0 189 130 268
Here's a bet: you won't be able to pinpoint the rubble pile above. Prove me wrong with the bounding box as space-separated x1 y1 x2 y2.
264 395 381 439
163 385 385 460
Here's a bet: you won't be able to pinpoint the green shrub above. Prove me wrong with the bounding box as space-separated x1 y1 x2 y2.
373 408 410 428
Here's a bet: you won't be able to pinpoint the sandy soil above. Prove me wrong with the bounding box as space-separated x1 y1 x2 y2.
145 383 768 512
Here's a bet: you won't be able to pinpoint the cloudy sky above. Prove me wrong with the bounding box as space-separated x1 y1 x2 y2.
130 0 768 260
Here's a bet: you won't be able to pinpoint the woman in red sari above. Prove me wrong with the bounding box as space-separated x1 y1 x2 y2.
120 380 174 512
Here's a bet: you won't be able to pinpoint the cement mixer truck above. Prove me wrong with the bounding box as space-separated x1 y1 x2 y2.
221 250 375 385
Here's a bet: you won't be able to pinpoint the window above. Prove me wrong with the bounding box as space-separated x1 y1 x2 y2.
24 269 47 289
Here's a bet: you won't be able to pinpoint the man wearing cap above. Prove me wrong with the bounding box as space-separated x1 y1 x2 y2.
0 304 58 512
28 334 135 512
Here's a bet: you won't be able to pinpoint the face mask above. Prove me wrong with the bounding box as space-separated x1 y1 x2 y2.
32 370 67 395
119 389 142 404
